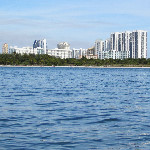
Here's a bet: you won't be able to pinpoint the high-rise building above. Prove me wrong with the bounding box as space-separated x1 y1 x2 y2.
33 39 47 54
110 31 131 52
104 39 111 51
33 40 41 49
72 48 86 59
2 43 8 54
95 40 104 59
110 32 121 51
86 47 98 59
130 30 147 59
110 31 131 58
41 39 47 54
96 30 147 59
95 39 111 59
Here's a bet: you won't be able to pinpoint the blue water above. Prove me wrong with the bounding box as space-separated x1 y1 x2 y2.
0 67 150 150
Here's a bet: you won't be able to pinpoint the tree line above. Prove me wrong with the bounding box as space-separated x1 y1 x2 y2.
0 53 150 67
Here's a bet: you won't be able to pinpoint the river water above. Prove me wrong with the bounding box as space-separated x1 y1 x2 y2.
0 67 150 150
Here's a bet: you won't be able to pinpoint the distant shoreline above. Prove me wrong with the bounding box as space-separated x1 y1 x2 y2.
1 65 150 68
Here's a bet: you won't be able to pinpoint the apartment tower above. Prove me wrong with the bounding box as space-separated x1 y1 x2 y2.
96 30 147 59
2 43 8 54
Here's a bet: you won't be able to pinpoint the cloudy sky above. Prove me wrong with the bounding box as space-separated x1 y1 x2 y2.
0 0 150 57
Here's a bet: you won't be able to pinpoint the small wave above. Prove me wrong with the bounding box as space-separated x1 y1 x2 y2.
40 140 77 147
5 103 18 105
55 92 74 96
36 123 55 127
2 95 11 98
14 94 35 97
0 119 17 122
56 116 93 121
87 118 121 124
92 139 103 142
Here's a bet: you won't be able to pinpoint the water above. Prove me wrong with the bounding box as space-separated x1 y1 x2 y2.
0 67 150 150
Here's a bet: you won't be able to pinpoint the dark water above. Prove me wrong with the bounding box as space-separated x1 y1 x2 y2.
0 67 150 150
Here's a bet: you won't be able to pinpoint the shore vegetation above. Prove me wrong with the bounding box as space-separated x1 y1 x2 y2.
0 53 150 67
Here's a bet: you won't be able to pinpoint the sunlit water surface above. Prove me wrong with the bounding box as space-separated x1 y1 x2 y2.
0 67 150 150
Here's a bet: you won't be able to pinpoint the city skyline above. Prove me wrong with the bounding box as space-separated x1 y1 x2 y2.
8 29 147 60
0 0 150 57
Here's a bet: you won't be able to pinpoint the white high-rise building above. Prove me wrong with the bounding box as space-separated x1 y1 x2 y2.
130 30 147 58
72 48 83 59
110 31 131 58
33 39 47 54
2 43 8 54
41 39 47 54
97 30 147 59
104 39 110 51
95 40 104 59
110 32 121 51
95 39 111 59
122 31 131 52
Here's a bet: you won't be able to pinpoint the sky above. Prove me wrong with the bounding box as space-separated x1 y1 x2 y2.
0 0 150 57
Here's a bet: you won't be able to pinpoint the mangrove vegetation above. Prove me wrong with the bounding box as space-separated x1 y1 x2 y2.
0 53 150 67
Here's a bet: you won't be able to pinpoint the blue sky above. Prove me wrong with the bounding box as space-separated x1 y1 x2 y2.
0 0 150 57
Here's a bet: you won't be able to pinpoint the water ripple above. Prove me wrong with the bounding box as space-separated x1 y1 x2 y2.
0 67 150 149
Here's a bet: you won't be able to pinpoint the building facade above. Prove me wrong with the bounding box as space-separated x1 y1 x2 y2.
130 30 147 59
99 50 129 59
9 46 33 55
2 43 8 54
72 48 83 59
47 42 72 59
57 42 70 49
86 47 98 59
96 30 147 59
33 39 47 54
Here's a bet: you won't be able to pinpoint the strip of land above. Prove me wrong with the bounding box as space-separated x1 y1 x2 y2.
1 65 150 68
0 54 150 68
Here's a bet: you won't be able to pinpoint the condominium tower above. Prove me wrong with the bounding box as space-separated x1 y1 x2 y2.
130 30 147 58
96 30 147 59
33 39 47 54
2 43 8 54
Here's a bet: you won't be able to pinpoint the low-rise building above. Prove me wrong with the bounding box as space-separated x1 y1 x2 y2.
47 48 72 59
47 42 72 59
33 47 45 54
9 46 34 55
99 50 130 59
